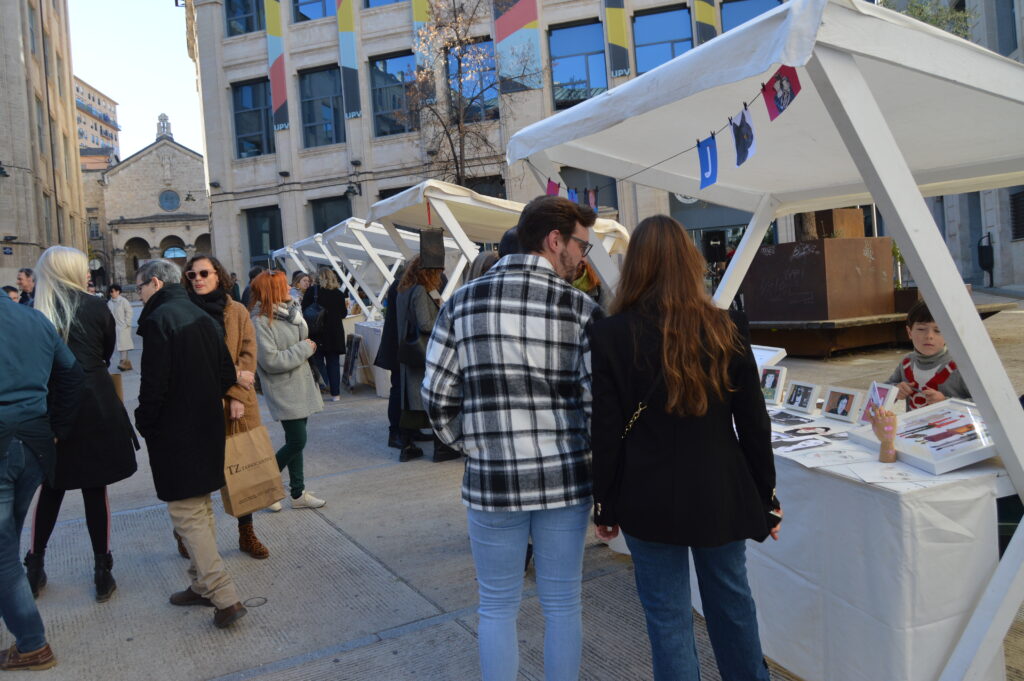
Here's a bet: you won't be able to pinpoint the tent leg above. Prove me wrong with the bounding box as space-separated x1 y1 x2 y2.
808 45 1024 681
712 194 777 309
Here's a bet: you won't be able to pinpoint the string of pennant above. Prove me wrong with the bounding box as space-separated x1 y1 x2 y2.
538 65 803 205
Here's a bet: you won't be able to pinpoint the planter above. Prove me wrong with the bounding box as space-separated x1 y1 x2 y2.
894 285 972 313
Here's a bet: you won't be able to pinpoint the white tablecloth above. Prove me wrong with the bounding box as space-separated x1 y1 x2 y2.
354 320 388 398
715 456 1006 681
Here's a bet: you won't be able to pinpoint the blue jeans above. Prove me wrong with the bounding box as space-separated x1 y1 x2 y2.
0 441 47 652
467 503 591 681
624 534 770 681
312 350 341 397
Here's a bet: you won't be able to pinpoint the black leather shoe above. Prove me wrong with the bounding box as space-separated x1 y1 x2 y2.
432 443 461 462
169 587 214 607
94 552 116 603
214 602 247 629
399 445 423 462
388 432 405 449
23 552 46 598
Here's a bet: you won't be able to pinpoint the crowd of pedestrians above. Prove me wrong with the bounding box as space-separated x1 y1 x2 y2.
0 194 781 680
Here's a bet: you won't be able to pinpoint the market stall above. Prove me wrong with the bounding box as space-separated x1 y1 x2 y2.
507 0 1024 677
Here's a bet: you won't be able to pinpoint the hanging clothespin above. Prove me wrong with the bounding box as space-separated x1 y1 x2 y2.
743 101 749 110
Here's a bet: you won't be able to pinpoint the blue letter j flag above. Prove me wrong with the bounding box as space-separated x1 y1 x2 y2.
698 135 718 189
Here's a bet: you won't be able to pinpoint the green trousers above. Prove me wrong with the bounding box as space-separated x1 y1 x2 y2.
275 418 308 499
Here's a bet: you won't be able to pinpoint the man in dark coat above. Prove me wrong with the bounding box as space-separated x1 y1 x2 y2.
0 296 83 671
134 259 247 629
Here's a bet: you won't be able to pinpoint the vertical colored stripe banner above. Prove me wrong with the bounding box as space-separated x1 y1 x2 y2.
411 0 430 67
492 0 543 90
336 0 362 118
265 0 289 129
693 0 719 45
604 0 630 77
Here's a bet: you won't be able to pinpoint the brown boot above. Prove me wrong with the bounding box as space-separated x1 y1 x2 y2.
238 523 269 559
119 359 133 371
0 643 57 671
173 531 188 559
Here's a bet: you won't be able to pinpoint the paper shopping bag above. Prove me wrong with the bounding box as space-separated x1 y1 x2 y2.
221 424 285 517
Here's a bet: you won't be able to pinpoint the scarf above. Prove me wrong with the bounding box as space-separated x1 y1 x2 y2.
187 287 228 334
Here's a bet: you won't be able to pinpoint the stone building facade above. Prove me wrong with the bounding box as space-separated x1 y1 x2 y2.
0 0 87 285
74 76 121 158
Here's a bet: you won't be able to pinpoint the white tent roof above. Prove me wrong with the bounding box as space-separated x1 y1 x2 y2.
507 0 1024 216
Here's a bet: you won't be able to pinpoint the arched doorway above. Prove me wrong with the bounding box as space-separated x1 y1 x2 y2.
123 237 151 284
194 233 212 255
160 235 188 266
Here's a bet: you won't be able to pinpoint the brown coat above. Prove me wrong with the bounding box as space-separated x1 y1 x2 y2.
223 299 262 431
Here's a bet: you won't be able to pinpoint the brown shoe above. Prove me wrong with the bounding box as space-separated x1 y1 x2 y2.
120 359 133 371
238 524 269 559
0 643 57 671
173 531 189 559
213 602 247 629
169 587 214 607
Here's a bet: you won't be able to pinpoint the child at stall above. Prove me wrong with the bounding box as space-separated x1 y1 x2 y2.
886 300 970 411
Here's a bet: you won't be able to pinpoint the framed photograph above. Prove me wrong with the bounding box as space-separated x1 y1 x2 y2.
760 366 787 405
752 345 787 368
857 381 899 425
849 399 995 474
821 387 865 423
782 381 821 414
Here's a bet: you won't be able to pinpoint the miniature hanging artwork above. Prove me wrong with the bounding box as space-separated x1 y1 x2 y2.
698 135 718 189
587 188 598 210
731 108 756 167
762 65 801 121
567 188 578 202
546 179 560 195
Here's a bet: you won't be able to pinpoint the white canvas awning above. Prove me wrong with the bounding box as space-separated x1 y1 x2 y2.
508 1 1024 679
365 179 630 299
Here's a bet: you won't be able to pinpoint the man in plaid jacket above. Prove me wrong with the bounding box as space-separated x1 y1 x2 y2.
422 195 603 681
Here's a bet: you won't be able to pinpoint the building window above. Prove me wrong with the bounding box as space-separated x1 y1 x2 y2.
294 0 334 21
561 166 618 209
88 216 100 240
246 206 284 266
41 193 52 243
633 6 692 74
365 0 405 8
720 0 782 32
35 98 46 154
370 53 418 137
226 0 265 36
232 79 276 158
447 39 499 122
28 5 37 54
300 67 345 148
63 134 71 177
311 196 352 233
549 22 608 110
56 56 65 95
1011 189 1024 241
466 175 506 199
995 0 1018 55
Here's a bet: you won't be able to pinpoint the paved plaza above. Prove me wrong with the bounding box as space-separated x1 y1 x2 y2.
6 291 1024 680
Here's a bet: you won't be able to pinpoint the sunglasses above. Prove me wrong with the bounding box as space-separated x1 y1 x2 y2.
569 235 593 258
186 270 213 280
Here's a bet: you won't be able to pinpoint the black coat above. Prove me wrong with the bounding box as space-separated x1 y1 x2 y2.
373 280 400 372
302 285 347 355
52 292 138 489
590 309 776 547
134 284 236 502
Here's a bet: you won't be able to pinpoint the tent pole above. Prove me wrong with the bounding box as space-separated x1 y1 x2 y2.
313 234 366 314
808 44 1024 681
426 198 480 301
712 194 777 309
320 234 385 316
285 247 309 275
350 225 400 289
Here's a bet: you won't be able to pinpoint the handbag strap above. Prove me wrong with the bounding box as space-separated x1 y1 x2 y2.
621 370 663 439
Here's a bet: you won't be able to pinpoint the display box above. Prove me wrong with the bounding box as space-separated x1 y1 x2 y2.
849 399 995 474
782 381 821 414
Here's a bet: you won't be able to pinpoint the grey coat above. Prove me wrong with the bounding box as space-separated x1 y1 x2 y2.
252 302 324 422
396 285 439 415
107 295 135 352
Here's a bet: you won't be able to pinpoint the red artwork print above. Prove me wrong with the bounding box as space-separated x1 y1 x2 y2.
761 65 802 121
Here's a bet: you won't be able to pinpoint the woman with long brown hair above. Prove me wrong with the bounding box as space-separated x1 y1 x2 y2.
178 254 269 558
590 215 781 681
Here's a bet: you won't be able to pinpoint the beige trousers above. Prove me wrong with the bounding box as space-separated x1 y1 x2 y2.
166 494 239 609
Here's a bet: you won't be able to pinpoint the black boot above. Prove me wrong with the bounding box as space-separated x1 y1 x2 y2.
94 552 116 603
399 444 423 462
432 438 460 463
23 551 46 598
387 428 405 449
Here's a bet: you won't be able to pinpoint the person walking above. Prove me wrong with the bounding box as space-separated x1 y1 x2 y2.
301 269 346 401
134 259 248 629
422 196 602 681
590 215 781 681
107 283 135 371
25 247 138 604
250 270 326 510
0 293 83 671
181 254 270 559
395 256 456 463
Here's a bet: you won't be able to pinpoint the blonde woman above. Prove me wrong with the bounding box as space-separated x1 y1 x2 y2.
106 284 134 371
301 268 347 400
26 247 138 603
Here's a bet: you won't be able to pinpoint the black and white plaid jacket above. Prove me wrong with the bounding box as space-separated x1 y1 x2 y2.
422 254 604 512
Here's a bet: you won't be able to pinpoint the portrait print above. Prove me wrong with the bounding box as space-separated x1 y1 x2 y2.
760 366 786 405
822 387 865 423
783 381 820 414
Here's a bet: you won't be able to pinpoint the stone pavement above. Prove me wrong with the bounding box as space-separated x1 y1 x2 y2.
5 293 1023 681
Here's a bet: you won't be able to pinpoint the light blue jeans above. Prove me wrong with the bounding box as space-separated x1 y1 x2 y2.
467 503 591 681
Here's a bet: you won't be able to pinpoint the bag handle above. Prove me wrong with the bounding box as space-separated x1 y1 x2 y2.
621 370 662 439
227 418 250 435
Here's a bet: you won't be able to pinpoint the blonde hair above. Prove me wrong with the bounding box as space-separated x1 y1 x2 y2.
318 268 340 290
34 246 90 341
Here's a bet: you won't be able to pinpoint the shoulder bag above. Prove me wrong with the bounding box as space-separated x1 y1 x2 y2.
302 286 326 337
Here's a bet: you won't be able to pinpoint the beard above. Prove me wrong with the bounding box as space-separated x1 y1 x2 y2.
558 250 578 282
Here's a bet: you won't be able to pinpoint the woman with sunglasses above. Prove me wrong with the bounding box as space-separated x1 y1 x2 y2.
178 254 270 559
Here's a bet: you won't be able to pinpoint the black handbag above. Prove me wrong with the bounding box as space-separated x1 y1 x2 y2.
396 291 426 369
303 286 325 337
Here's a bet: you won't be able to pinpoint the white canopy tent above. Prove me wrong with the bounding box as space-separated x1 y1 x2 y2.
508 0 1024 678
365 179 631 300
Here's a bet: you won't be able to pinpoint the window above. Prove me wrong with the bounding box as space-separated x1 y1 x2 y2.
633 7 692 74
370 53 418 137
293 0 334 21
56 56 65 95
232 79 275 158
226 0 265 36
720 0 782 32
300 67 345 147
365 0 404 8
466 175 506 199
246 206 284 266
1011 189 1024 241
28 5 37 54
995 0 1018 56
88 216 100 240
549 23 608 110
311 196 352 233
447 39 499 122
41 193 52 243
35 98 46 154
561 166 618 209
63 134 71 177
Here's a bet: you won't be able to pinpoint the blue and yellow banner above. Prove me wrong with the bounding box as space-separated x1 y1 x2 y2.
604 0 630 77
336 0 361 118
694 0 720 45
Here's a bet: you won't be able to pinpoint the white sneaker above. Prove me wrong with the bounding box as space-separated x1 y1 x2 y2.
291 491 326 509
267 501 282 512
